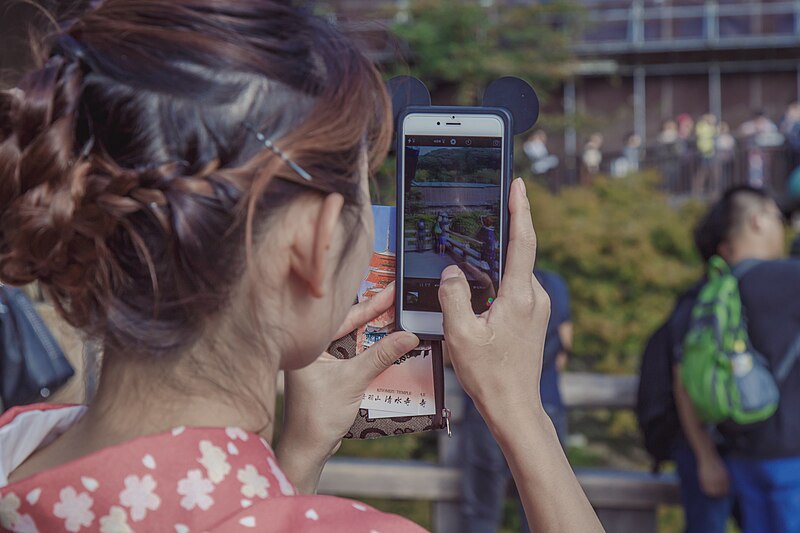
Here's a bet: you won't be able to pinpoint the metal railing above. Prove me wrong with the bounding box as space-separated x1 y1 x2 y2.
326 0 800 60
537 139 795 196
577 0 800 54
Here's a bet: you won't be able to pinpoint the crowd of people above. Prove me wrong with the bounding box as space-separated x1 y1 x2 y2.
652 110 792 196
525 103 800 201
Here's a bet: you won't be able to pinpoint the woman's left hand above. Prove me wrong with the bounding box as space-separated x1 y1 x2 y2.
275 283 419 493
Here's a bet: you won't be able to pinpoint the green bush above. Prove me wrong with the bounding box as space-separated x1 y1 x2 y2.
449 211 483 237
528 172 706 375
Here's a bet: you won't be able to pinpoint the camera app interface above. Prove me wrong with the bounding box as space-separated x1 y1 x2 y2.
403 135 502 314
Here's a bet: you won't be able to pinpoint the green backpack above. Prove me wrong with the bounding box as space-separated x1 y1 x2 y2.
681 256 800 425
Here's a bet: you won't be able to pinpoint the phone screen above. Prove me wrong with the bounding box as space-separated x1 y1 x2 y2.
402 134 502 315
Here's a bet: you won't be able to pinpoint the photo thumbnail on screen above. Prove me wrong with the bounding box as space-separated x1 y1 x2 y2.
403 135 502 314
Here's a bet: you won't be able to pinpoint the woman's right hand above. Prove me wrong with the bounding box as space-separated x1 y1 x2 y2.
439 178 605 533
438 177 550 421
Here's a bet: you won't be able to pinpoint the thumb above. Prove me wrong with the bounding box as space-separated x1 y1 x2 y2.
350 331 420 389
438 265 479 338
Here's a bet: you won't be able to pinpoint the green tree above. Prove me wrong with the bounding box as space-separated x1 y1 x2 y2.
391 0 581 104
529 173 705 375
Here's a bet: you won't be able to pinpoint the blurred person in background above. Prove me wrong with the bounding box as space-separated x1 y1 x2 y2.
638 210 739 533
780 101 800 170
581 132 604 183
677 114 697 190
740 110 780 188
657 119 680 190
673 187 800 533
785 181 800 258
715 122 736 193
693 114 718 197
612 132 642 177
523 130 559 176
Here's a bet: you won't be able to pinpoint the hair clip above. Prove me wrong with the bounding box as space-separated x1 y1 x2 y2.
80 135 95 158
246 124 313 182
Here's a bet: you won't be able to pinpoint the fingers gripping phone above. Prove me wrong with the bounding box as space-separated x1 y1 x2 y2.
397 109 511 338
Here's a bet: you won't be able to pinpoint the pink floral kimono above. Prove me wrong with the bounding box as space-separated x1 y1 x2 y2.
0 404 426 532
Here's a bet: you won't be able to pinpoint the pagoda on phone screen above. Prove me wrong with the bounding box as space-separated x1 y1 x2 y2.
357 207 432 361
358 222 395 353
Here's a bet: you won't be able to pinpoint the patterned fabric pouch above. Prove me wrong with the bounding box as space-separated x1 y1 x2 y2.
328 332 447 439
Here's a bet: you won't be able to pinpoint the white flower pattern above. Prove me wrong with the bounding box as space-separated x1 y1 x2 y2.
0 492 21 529
98 506 133 533
25 489 41 506
10 514 38 533
0 413 416 532
197 441 230 484
225 427 249 441
119 475 161 521
177 469 214 511
237 465 269 499
53 486 94 532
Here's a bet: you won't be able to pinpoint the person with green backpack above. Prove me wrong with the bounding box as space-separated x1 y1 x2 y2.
674 186 800 533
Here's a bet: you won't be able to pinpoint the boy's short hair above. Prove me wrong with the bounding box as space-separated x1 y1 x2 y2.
693 186 774 262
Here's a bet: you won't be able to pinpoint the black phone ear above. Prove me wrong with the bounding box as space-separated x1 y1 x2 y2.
387 76 431 124
482 77 539 135
387 75 538 136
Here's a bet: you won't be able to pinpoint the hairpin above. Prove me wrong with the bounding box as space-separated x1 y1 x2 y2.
246 124 313 182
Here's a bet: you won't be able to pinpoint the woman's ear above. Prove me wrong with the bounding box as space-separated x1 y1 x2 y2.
289 193 345 298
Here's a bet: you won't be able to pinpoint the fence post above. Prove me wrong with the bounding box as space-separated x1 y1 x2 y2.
629 0 645 47
564 79 578 188
795 0 800 36
634 67 647 146
704 1 719 45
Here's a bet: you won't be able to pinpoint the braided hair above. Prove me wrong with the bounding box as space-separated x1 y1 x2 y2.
0 0 391 355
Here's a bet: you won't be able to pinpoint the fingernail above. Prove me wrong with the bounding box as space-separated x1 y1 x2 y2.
394 332 419 351
441 265 463 281
516 177 527 197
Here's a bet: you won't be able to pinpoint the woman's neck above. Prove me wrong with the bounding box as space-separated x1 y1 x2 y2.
87 348 279 441
7 346 278 484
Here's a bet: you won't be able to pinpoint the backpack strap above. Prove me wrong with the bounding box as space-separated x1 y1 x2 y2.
776 332 800 384
731 259 764 280
730 259 799 383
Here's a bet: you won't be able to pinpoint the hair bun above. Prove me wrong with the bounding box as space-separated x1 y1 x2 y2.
0 56 100 302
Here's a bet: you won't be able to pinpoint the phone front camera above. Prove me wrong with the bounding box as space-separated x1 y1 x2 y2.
437 121 440 125
450 138 456 145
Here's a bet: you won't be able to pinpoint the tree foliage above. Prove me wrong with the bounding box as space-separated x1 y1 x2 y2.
415 147 501 183
529 173 706 374
391 0 581 104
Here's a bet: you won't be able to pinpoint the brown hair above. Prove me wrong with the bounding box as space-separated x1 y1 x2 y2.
0 0 391 354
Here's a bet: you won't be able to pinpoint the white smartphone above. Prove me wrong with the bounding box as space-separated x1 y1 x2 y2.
397 111 507 337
